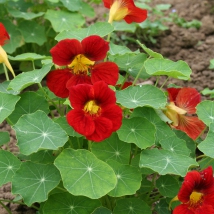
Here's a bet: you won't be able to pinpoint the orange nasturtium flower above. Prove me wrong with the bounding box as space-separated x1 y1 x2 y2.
103 0 147 24
0 23 15 77
172 166 214 214
66 81 123 142
163 87 206 140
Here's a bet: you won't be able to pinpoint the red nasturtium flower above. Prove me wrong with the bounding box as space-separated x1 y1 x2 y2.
103 0 147 24
47 35 119 98
173 166 214 214
0 22 15 77
163 87 205 140
66 81 123 142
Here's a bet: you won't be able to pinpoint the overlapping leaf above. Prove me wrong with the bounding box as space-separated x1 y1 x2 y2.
91 133 131 164
54 148 117 199
43 192 101 214
117 117 155 149
139 148 198 176
0 150 21 186
0 92 20 123
116 85 167 109
13 110 68 155
0 131 10 146
12 162 61 206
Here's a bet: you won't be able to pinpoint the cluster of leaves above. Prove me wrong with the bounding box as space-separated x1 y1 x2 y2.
0 1 214 214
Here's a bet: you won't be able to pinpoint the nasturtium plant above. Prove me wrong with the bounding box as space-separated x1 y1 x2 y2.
0 0 213 213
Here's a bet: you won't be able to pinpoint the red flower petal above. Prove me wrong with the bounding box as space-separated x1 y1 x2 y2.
46 69 73 98
176 88 201 114
124 5 147 24
173 204 194 214
167 88 181 102
86 117 113 142
0 23 10 46
176 115 206 140
68 83 93 109
50 39 82 66
91 62 119 86
92 81 116 106
81 35 109 61
66 109 95 136
101 104 123 131
102 0 113 8
66 74 92 90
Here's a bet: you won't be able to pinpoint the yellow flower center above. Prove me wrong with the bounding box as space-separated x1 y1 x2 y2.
68 54 95 74
189 191 203 208
108 0 129 23
84 100 100 115
164 102 187 126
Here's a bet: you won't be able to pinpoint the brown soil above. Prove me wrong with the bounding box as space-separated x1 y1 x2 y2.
0 0 214 213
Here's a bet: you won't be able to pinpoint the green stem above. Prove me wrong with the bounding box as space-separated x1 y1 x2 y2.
88 140 92 151
132 63 145 86
3 63 9 81
32 60 35 70
119 73 130 90
37 83 63 116
56 186 68 192
155 76 160 87
105 195 112 210
160 77 169 89
68 137 73 148
196 154 206 160
0 200 12 214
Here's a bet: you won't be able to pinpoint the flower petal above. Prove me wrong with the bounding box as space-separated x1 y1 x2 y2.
167 88 181 102
91 62 119 86
81 35 109 61
86 117 113 142
68 83 93 109
173 204 194 214
50 39 82 66
66 74 92 90
124 5 147 24
176 88 201 114
101 104 123 131
0 23 10 46
46 68 73 98
102 0 113 8
176 115 206 140
93 81 116 106
66 109 95 136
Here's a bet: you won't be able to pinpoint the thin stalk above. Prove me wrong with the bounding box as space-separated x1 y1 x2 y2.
155 76 160 87
32 60 35 70
88 140 92 151
196 154 206 160
37 83 64 116
3 63 9 81
160 77 169 89
0 200 12 214
68 137 74 148
105 195 112 210
56 186 68 192
132 63 145 86
104 32 112 62
119 73 130 90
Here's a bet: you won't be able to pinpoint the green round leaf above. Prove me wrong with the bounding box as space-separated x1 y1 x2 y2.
91 132 131 164
0 92 20 123
117 117 155 149
9 53 48 61
139 148 198 176
54 148 117 199
8 91 49 124
0 131 10 146
8 63 52 92
107 160 142 197
197 100 214 126
13 110 68 155
43 192 101 214
144 58 191 80
116 85 167 109
56 22 114 41
113 198 151 214
45 10 84 32
12 162 61 206
92 207 112 214
155 198 171 214
156 175 179 198
0 150 21 186
198 123 214 158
